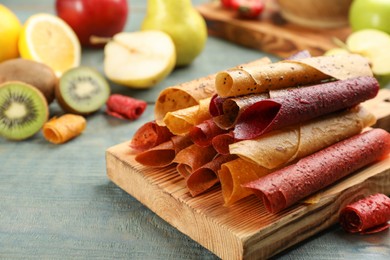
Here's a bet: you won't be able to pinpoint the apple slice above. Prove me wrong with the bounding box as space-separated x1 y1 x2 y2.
346 29 390 76
104 30 176 88
346 29 390 55
324 48 350 56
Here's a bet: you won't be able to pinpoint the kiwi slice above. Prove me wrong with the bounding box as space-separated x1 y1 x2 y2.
0 81 49 140
55 67 110 115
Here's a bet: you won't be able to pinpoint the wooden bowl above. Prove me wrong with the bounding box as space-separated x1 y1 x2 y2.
277 0 352 29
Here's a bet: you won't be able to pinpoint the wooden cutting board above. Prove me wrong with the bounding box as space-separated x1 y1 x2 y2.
197 1 352 58
106 89 390 260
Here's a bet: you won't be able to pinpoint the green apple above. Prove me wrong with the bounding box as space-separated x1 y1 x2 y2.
103 31 176 89
349 0 390 34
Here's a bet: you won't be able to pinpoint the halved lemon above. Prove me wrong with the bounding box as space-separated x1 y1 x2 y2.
18 13 81 77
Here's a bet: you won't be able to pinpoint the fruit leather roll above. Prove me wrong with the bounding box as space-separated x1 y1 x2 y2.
244 129 390 214
42 114 86 144
339 193 390 234
218 106 376 205
186 154 237 197
134 135 192 167
188 119 229 147
215 53 372 98
212 93 269 130
230 106 376 169
154 57 271 125
130 120 174 152
219 158 274 206
173 144 217 178
233 76 379 140
163 97 212 136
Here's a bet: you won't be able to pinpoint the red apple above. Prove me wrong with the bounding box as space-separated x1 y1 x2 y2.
56 0 128 48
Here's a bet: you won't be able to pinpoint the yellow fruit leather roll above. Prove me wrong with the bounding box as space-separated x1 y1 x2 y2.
229 106 376 169
154 57 271 125
219 158 273 206
215 54 372 98
42 114 86 144
163 97 212 136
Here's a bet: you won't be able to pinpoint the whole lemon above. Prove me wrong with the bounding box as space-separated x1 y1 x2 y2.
0 4 22 62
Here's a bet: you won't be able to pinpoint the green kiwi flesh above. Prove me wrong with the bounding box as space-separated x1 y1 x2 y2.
56 67 110 115
0 81 49 140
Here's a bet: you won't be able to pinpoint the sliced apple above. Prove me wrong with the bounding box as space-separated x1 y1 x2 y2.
104 30 176 88
346 29 390 78
346 29 390 55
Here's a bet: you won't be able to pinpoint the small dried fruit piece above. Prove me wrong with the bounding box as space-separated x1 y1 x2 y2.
339 193 390 234
106 94 147 120
42 114 86 144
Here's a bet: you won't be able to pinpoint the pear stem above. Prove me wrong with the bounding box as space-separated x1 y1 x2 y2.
89 35 112 45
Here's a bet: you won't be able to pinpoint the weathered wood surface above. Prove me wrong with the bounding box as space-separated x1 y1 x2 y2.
106 90 390 260
197 1 352 58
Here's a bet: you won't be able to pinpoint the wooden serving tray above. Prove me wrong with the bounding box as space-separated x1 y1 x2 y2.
197 1 352 58
106 90 390 259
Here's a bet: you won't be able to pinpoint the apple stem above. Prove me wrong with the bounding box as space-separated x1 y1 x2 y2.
89 35 112 45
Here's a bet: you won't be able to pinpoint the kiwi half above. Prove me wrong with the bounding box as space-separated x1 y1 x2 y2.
0 81 49 140
55 67 110 115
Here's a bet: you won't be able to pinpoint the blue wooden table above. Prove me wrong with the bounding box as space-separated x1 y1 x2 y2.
1 0 389 259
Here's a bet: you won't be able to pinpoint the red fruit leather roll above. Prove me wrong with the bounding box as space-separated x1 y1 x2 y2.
130 120 174 151
134 135 192 167
211 132 235 155
186 154 237 197
339 193 390 234
244 129 390 214
234 76 379 140
209 94 225 117
106 94 147 120
189 119 229 147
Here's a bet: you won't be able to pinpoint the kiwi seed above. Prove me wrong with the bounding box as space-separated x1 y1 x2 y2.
55 67 110 115
0 81 49 141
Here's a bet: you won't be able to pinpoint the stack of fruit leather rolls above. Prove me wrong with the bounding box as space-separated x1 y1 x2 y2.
131 53 387 207
154 57 272 125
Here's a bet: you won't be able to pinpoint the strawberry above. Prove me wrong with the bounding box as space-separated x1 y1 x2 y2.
221 0 233 9
231 0 265 19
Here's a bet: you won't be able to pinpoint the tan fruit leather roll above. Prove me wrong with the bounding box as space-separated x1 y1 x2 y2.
42 114 86 144
229 106 376 169
220 106 376 206
219 158 273 206
134 135 192 167
215 54 373 98
163 97 212 136
155 57 271 125
173 144 217 178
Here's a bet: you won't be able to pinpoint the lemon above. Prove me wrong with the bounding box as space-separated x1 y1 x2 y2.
0 4 22 62
18 13 81 77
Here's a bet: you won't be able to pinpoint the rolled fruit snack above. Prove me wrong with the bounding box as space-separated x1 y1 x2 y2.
219 106 376 206
154 57 271 125
339 193 390 234
215 53 372 98
243 129 390 214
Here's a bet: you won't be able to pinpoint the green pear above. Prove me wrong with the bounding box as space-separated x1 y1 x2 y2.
141 0 208 67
